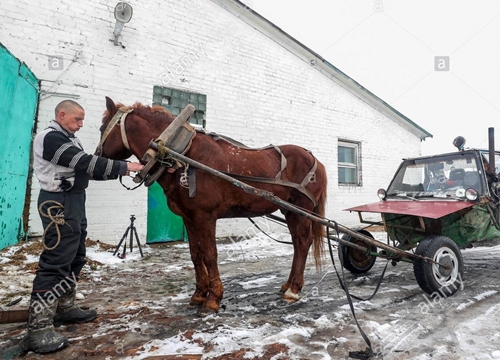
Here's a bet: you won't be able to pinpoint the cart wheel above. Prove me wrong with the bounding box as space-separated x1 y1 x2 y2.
339 230 377 274
413 236 464 296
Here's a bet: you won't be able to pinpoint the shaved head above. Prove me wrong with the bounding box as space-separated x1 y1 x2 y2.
54 100 85 134
55 100 84 118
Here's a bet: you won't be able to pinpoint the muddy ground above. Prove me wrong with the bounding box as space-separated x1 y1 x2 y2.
1 233 500 359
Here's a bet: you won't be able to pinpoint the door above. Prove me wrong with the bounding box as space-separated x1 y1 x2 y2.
0 43 39 250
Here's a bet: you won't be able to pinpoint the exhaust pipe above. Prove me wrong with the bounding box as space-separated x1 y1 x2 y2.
489 127 495 175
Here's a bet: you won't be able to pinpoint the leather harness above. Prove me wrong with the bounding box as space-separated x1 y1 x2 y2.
96 107 134 156
97 107 319 207
209 133 319 207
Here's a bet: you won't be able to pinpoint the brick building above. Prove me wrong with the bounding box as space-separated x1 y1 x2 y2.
0 0 431 245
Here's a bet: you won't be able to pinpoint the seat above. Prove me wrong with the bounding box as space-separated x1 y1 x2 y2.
449 168 465 181
446 168 465 188
463 171 479 190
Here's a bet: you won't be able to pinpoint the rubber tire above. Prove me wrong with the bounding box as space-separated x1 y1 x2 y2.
413 235 464 296
339 230 377 274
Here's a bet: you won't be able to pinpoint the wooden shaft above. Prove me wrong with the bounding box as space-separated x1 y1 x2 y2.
163 147 429 262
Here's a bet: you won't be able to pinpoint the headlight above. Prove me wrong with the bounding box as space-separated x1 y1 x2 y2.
377 188 387 200
455 188 466 198
465 188 478 201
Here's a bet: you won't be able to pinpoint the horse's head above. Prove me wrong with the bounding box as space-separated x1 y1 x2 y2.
96 97 134 160
97 96 177 162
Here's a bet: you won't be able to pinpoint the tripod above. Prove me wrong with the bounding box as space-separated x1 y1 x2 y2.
113 215 144 258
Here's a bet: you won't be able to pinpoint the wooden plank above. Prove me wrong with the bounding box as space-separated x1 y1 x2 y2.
142 355 202 360
0 309 29 324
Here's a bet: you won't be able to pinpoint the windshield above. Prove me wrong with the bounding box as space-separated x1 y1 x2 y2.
387 152 487 200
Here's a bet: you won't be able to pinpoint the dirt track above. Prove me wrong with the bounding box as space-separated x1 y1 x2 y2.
2 234 500 359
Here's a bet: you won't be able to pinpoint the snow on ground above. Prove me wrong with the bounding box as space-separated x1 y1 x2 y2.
2 232 500 359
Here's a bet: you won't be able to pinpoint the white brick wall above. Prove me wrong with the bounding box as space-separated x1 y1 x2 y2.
1 0 423 244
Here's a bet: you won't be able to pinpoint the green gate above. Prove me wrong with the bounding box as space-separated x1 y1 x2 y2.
0 43 39 250
147 182 187 243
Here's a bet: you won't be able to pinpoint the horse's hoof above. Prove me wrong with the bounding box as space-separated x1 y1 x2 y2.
189 296 206 308
197 306 218 317
197 299 220 316
188 302 201 309
283 288 300 302
280 283 290 293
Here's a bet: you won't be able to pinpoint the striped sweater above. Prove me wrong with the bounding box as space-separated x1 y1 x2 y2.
33 121 127 192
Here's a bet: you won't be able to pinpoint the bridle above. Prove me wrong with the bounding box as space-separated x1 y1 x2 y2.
95 107 148 191
96 107 133 156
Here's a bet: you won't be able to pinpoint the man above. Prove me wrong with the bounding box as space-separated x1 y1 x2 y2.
22 100 144 354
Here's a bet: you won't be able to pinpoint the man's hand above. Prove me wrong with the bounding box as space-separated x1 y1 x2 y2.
126 162 144 176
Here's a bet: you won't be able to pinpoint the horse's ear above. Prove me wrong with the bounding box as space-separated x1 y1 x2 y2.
105 96 117 114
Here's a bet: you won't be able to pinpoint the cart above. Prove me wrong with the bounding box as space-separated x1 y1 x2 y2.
342 132 500 296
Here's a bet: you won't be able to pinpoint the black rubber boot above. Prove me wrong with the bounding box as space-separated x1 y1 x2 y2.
53 286 97 325
20 298 69 354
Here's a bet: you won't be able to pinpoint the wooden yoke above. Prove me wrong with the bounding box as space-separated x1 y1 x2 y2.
142 104 196 163
133 104 196 184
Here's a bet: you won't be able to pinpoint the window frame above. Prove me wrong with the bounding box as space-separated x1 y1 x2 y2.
338 140 362 186
152 86 206 129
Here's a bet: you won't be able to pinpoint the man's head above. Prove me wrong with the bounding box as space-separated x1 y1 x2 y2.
54 100 85 134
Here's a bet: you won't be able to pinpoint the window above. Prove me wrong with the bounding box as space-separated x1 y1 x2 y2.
152 86 206 127
338 140 361 185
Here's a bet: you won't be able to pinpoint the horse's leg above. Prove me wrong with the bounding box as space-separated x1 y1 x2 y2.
184 221 209 308
282 212 314 301
185 216 223 315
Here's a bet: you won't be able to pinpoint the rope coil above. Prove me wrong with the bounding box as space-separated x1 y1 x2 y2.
38 200 66 251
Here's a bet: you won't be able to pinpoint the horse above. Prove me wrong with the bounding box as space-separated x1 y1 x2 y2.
98 97 328 314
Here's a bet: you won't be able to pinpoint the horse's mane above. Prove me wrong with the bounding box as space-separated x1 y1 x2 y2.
102 102 174 125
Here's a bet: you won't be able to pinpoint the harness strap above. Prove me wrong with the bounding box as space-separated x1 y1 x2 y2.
96 107 133 155
209 133 318 205
301 158 318 187
273 145 287 180
225 172 318 207
120 112 131 150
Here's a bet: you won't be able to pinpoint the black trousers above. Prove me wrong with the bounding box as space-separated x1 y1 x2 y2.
31 189 87 299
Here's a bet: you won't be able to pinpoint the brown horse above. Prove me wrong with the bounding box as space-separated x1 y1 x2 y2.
98 97 328 314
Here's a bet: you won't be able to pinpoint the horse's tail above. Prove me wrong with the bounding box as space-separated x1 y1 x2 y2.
312 162 327 271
